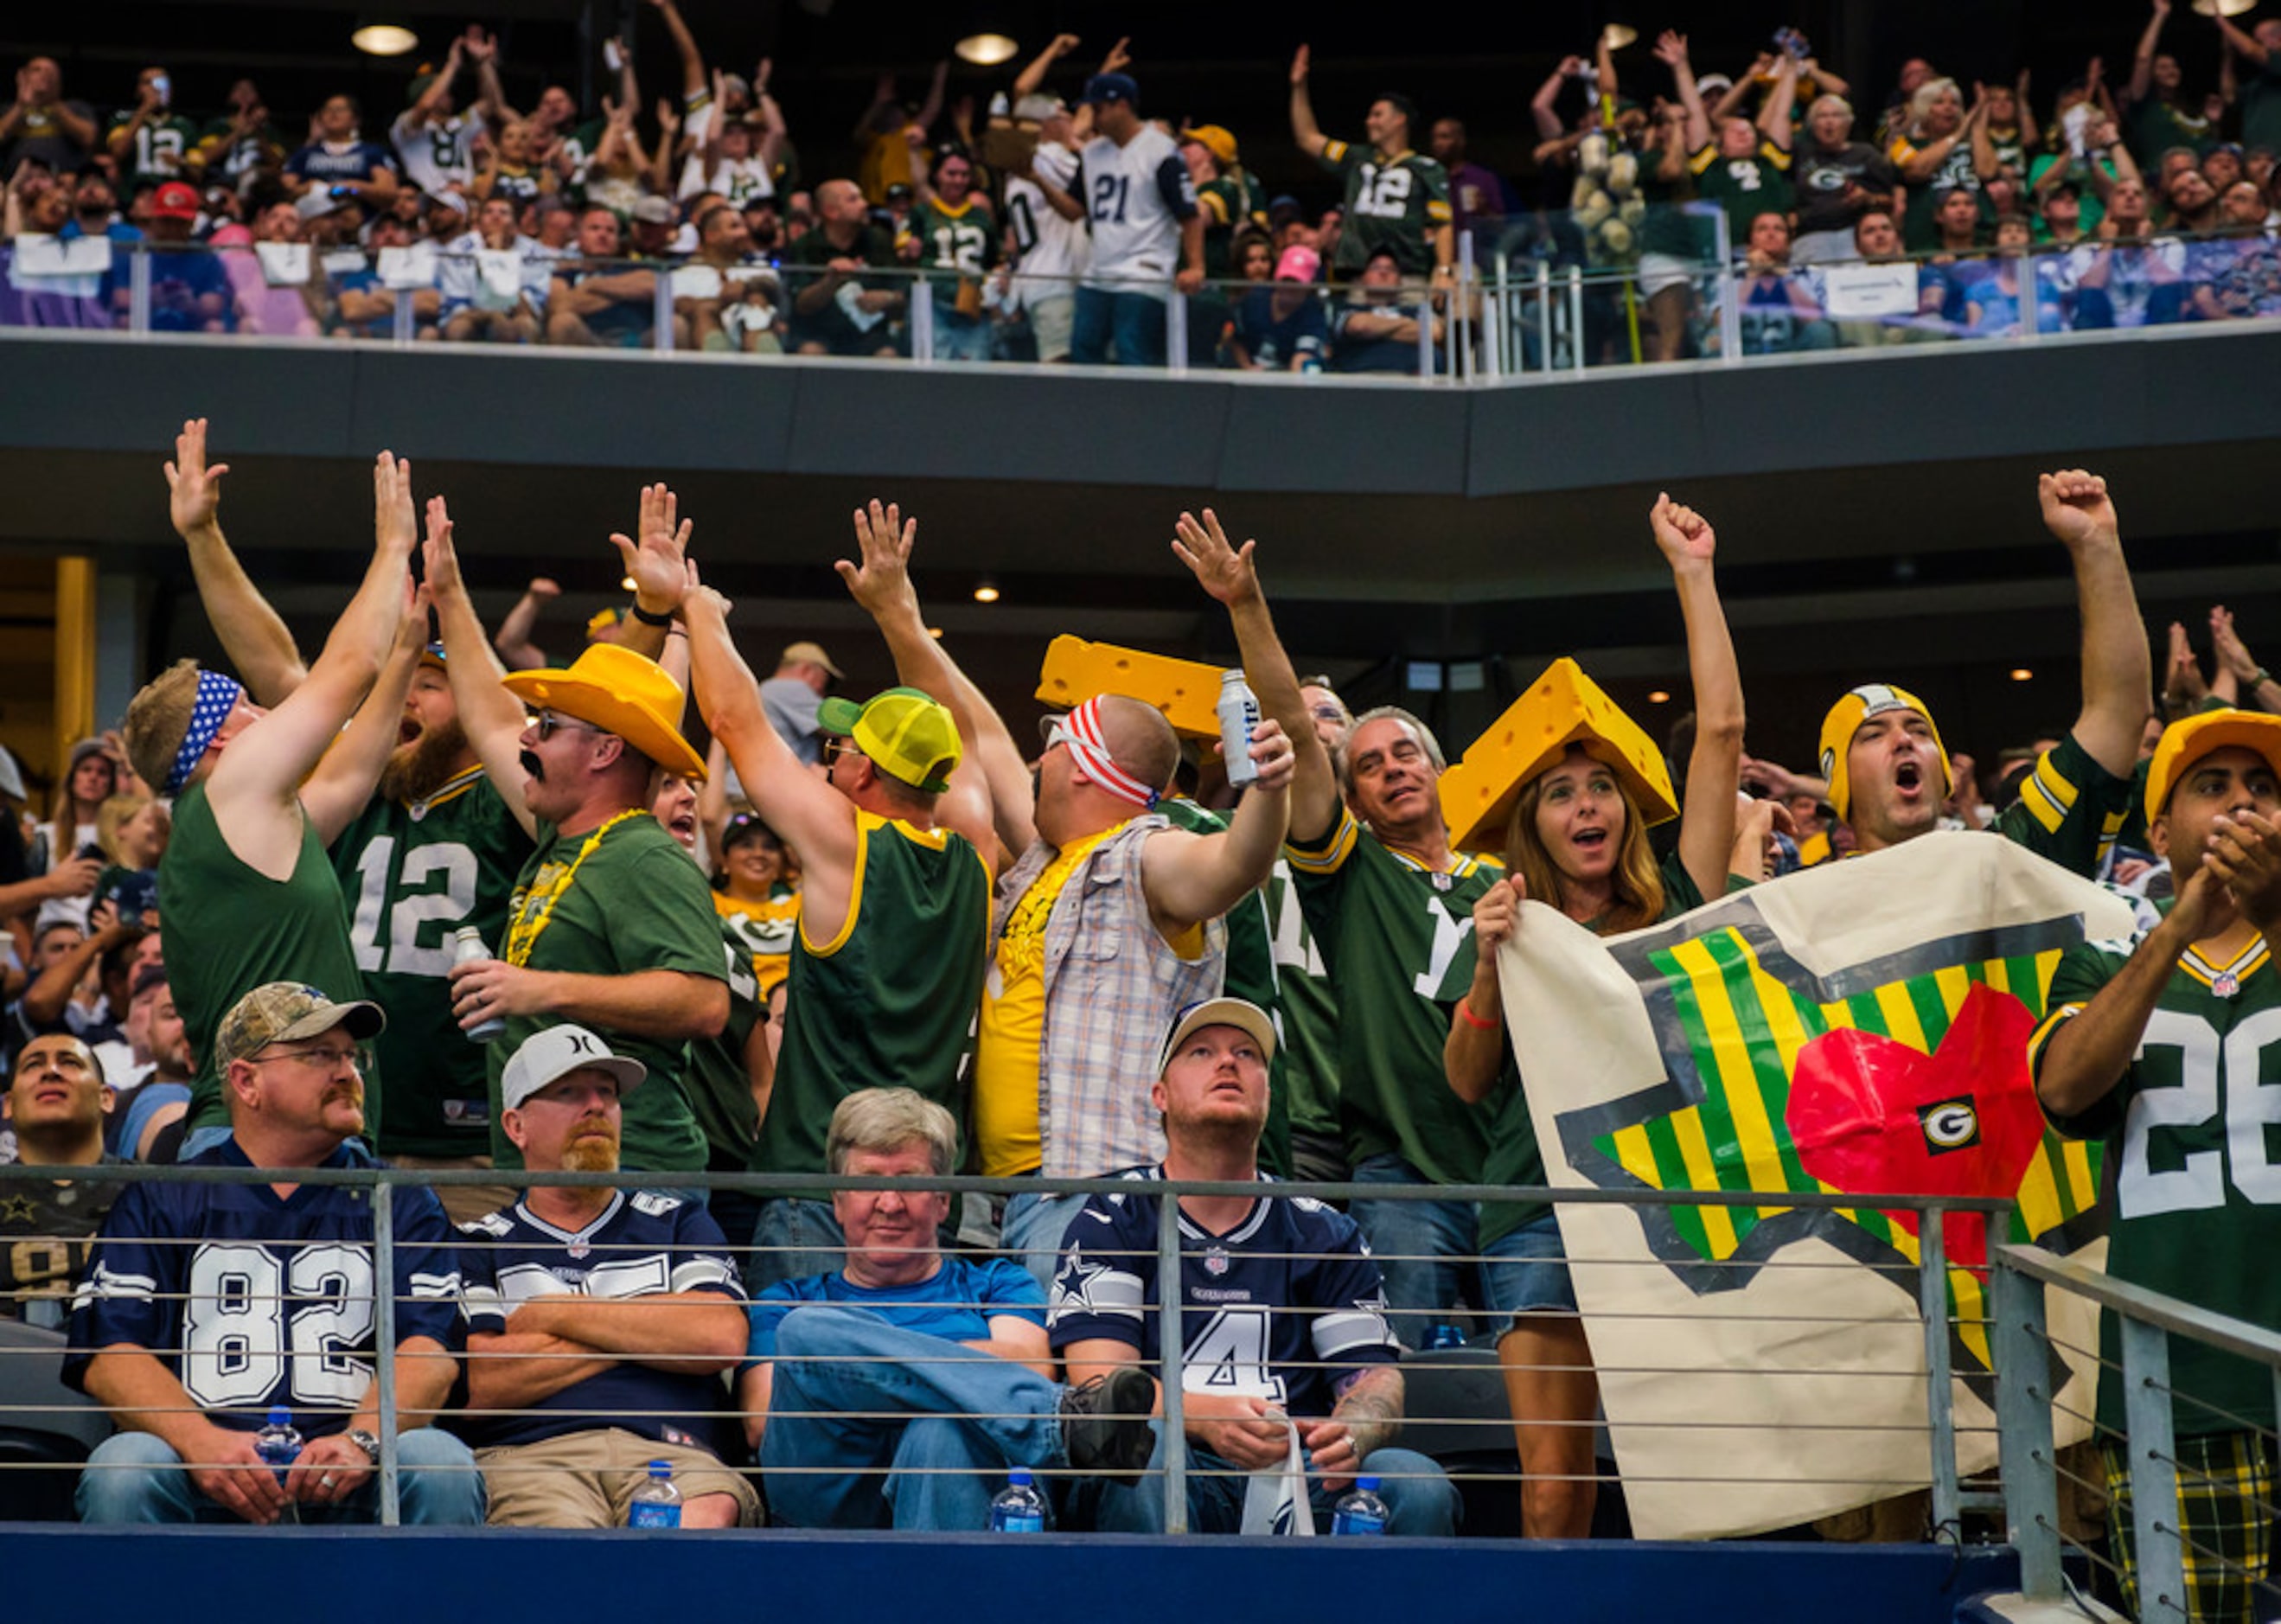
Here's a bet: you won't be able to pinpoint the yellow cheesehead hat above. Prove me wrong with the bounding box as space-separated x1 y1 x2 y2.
1441 658 1678 854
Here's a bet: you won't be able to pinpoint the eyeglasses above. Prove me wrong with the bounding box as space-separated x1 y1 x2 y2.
252 1044 369 1075
821 736 855 766
532 711 602 743
1308 704 1350 726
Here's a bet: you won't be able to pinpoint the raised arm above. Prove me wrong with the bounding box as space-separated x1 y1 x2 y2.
163 419 308 706
1013 34 1081 100
424 496 540 839
2216 9 2269 67
1967 93 2002 182
2039 470 2150 780
1532 61 1580 142
834 501 1017 861
492 577 558 671
300 595 428 846
1656 32 1712 155
649 0 709 99
1651 494 1743 904
1288 45 1329 159
1760 55 1800 149
203 454 413 847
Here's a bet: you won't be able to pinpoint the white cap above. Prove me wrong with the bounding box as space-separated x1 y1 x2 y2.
500 1024 646 1110
1157 997 1278 1076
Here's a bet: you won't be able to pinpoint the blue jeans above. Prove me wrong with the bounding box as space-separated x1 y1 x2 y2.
930 305 993 361
760 1304 1068 1531
1071 286 1168 367
1000 1187 1089 1294
744 1196 846 1295
1349 1153 1484 1351
1071 1423 1459 1536
76 1428 485 1525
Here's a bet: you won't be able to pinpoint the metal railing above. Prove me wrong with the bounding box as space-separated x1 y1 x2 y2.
3 216 2275 381
0 1157 2042 1542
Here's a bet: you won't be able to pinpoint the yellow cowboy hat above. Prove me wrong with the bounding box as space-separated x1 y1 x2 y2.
502 643 707 782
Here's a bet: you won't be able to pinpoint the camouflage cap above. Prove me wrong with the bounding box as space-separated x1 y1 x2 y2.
214 982 387 1072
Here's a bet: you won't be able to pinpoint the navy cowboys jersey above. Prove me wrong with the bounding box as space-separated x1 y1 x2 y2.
457 1190 744 1456
1047 1165 1397 1417
63 1140 463 1434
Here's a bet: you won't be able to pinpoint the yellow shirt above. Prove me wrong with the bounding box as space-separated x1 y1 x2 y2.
713 885 800 999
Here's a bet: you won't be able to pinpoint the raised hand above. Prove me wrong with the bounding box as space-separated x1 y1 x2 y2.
1243 716 1297 792
1170 508 1262 607
2037 468 2118 549
526 576 562 600
464 25 498 64
1648 490 1716 568
610 483 693 615
1652 29 1689 68
1101 36 1133 74
372 451 418 555
421 495 465 600
2166 621 2209 710
163 417 232 539
1290 43 1311 85
1473 874 1524 954
1046 34 1081 59
834 499 920 619
2211 605 2263 685
2208 810 2281 934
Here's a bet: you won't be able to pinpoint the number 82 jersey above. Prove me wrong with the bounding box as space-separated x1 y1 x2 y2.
2031 914 2281 1435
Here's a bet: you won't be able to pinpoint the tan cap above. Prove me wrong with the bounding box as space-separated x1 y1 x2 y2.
1158 997 1278 1076
215 982 386 1072
779 640 845 680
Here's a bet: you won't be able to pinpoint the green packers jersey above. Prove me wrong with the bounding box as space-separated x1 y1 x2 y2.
1994 732 2132 878
106 111 200 188
1195 174 1256 280
1478 852 1711 1246
491 813 725 1174
165 784 374 1137
1162 798 1289 1176
1686 141 1794 236
904 195 999 278
687 910 766 1170
1317 140 1452 275
756 811 990 1176
1286 807 1526 1184
2032 913 2281 1435
1267 860 1342 1141
329 770 534 1157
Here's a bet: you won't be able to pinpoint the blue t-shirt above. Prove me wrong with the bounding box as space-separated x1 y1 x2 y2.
1046 1165 1398 1417
744 1254 1045 1366
1233 286 1327 370
285 140 399 187
458 1190 744 1456
64 1137 463 1435
146 246 233 333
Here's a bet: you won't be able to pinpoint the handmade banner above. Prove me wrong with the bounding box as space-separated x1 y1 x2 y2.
1497 830 2133 1540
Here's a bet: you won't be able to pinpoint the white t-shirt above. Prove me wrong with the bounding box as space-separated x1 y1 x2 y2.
1005 139 1089 309
1075 124 1197 297
678 150 775 208
437 231 552 312
392 108 485 196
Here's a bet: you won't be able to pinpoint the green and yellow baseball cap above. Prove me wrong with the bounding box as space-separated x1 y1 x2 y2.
817 687 961 794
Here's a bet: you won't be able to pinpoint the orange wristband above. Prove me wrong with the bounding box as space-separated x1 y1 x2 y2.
1456 999 1498 1031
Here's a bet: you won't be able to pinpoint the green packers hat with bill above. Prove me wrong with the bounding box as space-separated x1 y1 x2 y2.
817 687 962 794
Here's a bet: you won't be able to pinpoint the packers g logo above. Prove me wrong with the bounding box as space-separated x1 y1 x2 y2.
1917 1097 1981 1154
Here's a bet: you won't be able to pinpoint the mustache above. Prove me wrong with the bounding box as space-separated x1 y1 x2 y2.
520 751 546 782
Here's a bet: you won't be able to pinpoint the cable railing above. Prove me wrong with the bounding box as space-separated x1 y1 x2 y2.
3 208 2275 381
0 1158 2053 1543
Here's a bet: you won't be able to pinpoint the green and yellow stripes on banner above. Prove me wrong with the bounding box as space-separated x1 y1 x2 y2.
1594 924 2099 1352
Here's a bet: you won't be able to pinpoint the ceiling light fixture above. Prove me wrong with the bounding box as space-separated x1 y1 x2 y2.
955 32 1020 67
2009 668 2033 681
1646 689 1671 704
972 581 1000 604
352 23 420 56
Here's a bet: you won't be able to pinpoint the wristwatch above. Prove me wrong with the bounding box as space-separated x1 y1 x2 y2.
345 1429 382 1464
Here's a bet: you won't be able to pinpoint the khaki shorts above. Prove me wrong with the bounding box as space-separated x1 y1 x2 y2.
476 1429 761 1528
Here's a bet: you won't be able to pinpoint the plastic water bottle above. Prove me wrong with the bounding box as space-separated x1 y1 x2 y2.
628 1460 682 1527
1217 670 1261 789
1331 1475 1390 1536
450 927 508 1043
1426 1321 1466 1352
988 1467 1047 1532
253 1407 302 1486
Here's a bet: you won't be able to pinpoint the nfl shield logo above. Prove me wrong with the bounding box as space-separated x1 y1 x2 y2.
1204 1246 1230 1277
568 1239 591 1260
2214 972 2240 998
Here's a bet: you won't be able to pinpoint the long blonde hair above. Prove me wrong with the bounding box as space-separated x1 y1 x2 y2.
1504 752 1665 936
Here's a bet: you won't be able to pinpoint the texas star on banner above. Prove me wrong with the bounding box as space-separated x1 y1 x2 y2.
1497 831 2133 1541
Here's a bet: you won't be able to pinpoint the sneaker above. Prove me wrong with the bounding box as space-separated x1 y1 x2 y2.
1059 1365 1157 1473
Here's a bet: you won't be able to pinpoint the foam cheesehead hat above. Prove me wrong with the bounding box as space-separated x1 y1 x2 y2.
1817 682 1952 823
816 686 961 795
501 642 708 781
215 981 386 1071
1441 657 1677 855
2144 708 2281 825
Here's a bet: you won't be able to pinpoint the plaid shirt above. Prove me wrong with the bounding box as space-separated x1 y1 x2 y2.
993 815 1226 1180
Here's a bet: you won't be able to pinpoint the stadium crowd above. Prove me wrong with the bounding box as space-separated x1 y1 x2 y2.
3 3 2280 363
1 407 2278 1618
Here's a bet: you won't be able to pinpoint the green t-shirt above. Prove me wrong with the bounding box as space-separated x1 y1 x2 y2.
755 810 989 1177
1479 851 1713 1246
2245 58 2281 166
1286 808 1526 1185
490 812 725 1173
686 909 765 1171
329 770 533 1158
1317 139 1451 275
2028 151 2114 237
1195 173 1256 281
163 783 373 1136
2125 98 2215 168
106 110 200 189
1687 140 1793 238
2033 908 2281 1435
1161 798 1289 1177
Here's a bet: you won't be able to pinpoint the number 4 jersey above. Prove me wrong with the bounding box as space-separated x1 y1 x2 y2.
2031 913 2281 1435
64 1138 463 1434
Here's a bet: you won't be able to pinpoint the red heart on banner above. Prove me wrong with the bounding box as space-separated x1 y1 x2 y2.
1783 983 2042 1269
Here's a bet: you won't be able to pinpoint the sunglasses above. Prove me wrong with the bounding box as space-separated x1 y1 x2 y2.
532 711 601 742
